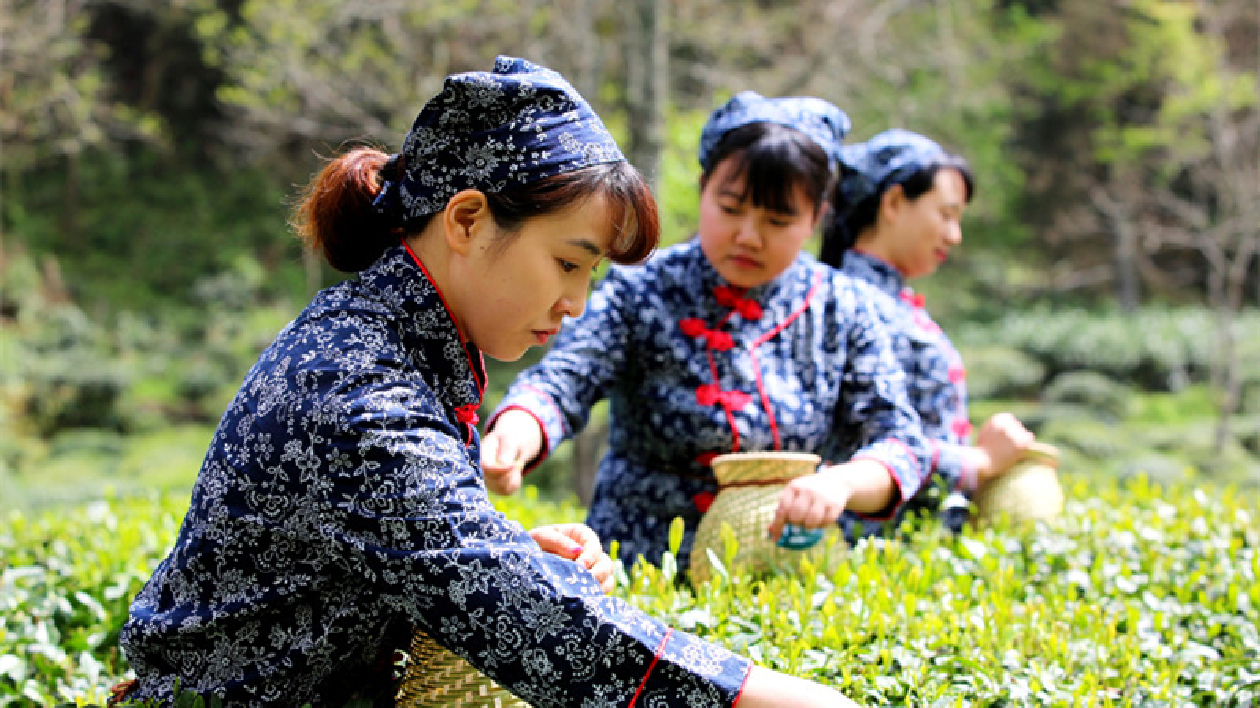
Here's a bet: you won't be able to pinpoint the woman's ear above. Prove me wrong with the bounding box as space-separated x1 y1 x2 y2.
443 190 491 256
810 201 829 231
879 183 906 224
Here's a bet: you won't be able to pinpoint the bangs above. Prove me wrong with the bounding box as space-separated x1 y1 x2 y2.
713 127 830 215
599 161 660 265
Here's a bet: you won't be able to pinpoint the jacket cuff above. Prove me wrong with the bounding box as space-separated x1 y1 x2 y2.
848 437 923 520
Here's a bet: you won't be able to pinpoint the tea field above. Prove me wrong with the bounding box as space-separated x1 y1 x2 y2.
2 475 1257 707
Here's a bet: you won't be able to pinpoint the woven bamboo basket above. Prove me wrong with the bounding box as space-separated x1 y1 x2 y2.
689 451 844 586
396 629 530 708
973 442 1064 524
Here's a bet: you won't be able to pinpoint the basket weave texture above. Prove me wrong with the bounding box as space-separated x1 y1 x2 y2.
973 442 1064 523
689 452 844 585
396 630 531 708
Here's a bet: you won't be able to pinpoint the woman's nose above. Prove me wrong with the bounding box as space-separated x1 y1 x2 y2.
734 217 761 247
556 286 586 320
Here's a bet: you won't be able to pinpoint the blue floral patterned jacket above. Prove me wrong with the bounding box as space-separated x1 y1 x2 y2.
493 240 931 571
119 244 750 707
840 251 974 529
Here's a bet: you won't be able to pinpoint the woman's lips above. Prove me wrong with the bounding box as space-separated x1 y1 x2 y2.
730 255 761 269
533 328 559 344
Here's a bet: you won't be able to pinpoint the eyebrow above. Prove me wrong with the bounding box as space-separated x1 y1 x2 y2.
568 238 605 257
717 188 799 216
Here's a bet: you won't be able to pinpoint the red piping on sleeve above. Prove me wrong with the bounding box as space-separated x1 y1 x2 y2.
627 628 673 708
731 660 753 707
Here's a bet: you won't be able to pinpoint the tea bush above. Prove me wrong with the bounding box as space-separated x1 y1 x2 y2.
955 306 1260 393
2 475 1257 707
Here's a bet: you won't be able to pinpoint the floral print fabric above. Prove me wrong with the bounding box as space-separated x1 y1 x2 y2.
697 91 851 169
493 240 931 572
373 56 625 230
119 245 750 707
840 250 974 534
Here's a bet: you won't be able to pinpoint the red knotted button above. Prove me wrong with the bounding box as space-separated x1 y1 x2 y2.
706 331 735 351
692 491 715 513
713 286 741 307
736 300 763 320
694 452 719 467
454 405 480 426
680 318 707 338
696 384 721 407
721 390 752 409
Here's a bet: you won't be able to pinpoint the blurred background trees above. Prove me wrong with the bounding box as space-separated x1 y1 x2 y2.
2 0 1258 502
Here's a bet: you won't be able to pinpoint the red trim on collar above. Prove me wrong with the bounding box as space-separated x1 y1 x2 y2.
403 241 485 409
899 289 926 309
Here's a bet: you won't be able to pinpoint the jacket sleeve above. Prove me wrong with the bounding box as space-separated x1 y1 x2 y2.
327 384 751 708
833 294 933 519
930 440 978 494
488 266 638 469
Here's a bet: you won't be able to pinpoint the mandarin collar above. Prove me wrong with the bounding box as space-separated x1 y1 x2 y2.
842 250 906 299
355 244 486 417
689 238 796 309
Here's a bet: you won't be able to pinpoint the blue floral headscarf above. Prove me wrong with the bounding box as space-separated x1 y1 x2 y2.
697 90 851 171
836 129 953 208
374 56 625 230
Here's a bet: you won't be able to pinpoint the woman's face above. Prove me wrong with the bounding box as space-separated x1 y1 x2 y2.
454 193 614 362
876 167 968 279
697 156 821 289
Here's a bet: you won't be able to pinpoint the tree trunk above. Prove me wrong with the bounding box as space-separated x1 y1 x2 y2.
567 0 670 502
619 0 668 187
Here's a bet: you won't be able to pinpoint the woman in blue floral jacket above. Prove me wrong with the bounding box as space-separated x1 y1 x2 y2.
819 129 1036 535
115 59 855 707
483 92 932 574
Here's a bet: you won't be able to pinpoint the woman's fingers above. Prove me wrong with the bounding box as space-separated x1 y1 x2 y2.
588 555 616 594
528 524 616 592
528 526 583 560
480 431 525 495
768 476 851 540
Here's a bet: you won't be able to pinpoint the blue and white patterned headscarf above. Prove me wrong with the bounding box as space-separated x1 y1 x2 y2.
697 90 852 171
836 129 952 208
374 56 625 230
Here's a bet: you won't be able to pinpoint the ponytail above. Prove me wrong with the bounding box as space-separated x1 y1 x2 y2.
292 147 417 273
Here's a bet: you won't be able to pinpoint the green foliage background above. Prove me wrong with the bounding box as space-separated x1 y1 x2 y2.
2 0 1258 704
2 477 1257 706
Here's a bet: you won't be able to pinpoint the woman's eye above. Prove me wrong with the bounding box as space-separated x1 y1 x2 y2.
558 259 579 273
720 204 741 215
769 218 791 227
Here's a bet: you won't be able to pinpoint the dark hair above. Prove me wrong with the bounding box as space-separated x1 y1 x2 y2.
701 122 834 217
294 148 659 273
819 158 975 268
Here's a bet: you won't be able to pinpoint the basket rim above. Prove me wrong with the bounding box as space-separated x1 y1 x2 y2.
1022 442 1060 467
710 451 822 466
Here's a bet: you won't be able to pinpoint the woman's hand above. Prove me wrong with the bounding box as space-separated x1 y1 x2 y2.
973 412 1035 485
766 469 853 543
529 524 616 594
737 666 862 707
481 409 544 495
